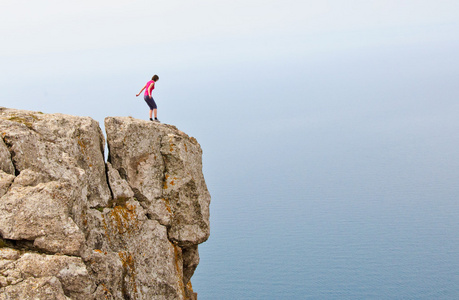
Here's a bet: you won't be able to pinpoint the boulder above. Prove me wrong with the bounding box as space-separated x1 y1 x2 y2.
105 117 210 246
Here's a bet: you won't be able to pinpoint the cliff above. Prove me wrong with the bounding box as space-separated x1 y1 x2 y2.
0 107 210 300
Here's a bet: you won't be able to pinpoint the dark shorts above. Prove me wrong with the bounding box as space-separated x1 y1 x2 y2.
144 95 157 110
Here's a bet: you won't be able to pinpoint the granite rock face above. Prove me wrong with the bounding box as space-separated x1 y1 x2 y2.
104 117 210 247
0 108 210 299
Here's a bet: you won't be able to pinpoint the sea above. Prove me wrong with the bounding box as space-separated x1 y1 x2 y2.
189 57 459 299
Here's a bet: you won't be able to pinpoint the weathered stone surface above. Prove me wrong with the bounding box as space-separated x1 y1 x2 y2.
182 245 200 285
0 276 70 300
0 138 14 175
0 108 210 299
106 162 134 201
0 182 85 256
0 248 21 260
105 117 211 246
82 200 186 299
0 171 14 198
104 117 172 227
0 107 110 208
160 133 210 246
0 251 93 299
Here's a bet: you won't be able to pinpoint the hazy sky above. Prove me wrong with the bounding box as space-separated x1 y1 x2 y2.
1 0 458 147
2 1 458 54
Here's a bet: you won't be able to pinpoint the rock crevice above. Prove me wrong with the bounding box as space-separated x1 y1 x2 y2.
0 108 210 300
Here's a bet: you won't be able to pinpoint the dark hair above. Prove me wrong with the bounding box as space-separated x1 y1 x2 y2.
152 75 159 81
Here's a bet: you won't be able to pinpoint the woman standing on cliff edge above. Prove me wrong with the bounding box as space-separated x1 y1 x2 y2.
136 75 160 122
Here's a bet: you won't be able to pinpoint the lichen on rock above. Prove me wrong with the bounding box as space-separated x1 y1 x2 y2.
0 107 210 299
105 117 211 247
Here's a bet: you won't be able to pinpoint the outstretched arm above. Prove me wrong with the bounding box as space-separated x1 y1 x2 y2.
136 85 146 97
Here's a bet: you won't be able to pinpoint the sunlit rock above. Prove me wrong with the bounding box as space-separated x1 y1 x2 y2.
0 107 210 299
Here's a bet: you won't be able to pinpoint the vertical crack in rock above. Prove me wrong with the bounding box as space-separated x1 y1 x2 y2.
0 109 210 299
104 163 115 203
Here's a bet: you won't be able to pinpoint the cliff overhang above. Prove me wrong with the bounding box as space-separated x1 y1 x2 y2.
0 107 210 300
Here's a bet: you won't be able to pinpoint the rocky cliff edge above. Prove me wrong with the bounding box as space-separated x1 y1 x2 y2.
0 107 210 300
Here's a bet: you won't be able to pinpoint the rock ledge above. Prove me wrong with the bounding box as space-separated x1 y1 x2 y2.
0 108 210 300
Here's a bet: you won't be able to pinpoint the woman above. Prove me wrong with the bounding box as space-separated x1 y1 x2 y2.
136 75 160 122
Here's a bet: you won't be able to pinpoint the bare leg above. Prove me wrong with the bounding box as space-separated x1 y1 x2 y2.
149 109 153 119
153 109 157 119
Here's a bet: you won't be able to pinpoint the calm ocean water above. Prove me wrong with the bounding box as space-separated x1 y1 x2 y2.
191 114 459 299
